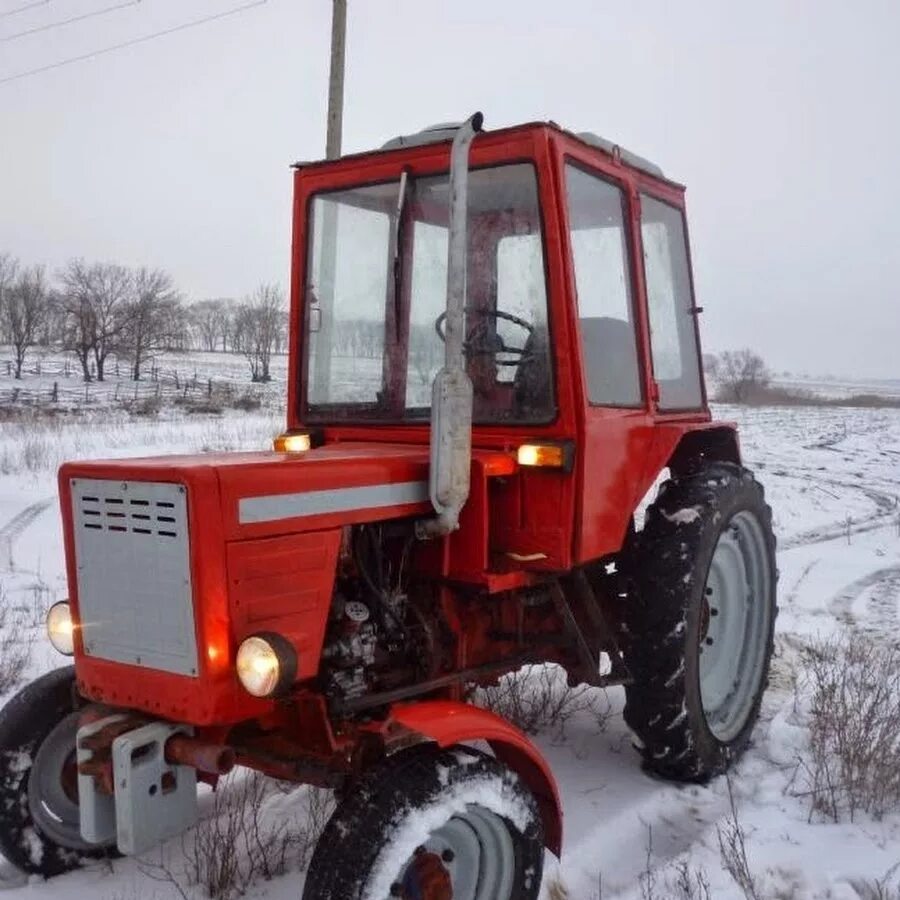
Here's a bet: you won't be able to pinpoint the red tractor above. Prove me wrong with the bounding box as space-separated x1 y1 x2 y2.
0 114 776 899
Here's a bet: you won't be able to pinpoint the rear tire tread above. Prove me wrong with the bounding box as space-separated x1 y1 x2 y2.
621 462 777 781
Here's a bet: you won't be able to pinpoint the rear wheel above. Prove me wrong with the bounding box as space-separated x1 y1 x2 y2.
622 462 777 780
302 745 544 900
0 667 116 877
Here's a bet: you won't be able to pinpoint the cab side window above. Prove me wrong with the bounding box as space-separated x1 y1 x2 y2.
640 195 704 410
564 164 642 407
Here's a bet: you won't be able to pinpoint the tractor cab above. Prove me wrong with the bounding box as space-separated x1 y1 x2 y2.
288 118 723 562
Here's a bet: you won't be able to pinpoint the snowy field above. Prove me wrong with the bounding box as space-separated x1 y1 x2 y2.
0 400 899 898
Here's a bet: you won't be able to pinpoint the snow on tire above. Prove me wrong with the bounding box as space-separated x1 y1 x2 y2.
0 666 116 877
302 745 544 900
622 462 777 781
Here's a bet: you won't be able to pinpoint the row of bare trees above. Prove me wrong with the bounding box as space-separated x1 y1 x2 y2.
0 254 288 383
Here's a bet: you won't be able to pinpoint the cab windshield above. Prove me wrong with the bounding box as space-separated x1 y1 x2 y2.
303 163 554 424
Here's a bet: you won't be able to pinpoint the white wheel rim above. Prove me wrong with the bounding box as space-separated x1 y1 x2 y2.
391 804 515 900
26 712 99 853
699 510 773 742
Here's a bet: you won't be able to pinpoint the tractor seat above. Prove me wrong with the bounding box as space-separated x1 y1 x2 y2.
579 317 642 406
512 328 554 418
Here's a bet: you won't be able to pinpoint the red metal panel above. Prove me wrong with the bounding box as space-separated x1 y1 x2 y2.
214 443 432 540
389 700 563 856
226 529 340 679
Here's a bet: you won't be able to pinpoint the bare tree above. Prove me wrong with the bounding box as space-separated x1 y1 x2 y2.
59 260 97 381
0 254 19 345
88 263 131 381
124 268 181 379
191 298 232 352
1 265 48 378
37 290 67 347
59 260 132 381
234 285 284 382
716 349 771 403
165 302 194 352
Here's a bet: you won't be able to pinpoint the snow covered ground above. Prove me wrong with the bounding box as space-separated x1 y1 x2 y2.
0 401 899 898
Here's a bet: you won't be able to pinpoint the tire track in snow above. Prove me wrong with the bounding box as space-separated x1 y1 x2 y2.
784 560 819 605
0 498 54 542
827 566 900 636
0 498 54 571
781 479 899 550
761 412 900 550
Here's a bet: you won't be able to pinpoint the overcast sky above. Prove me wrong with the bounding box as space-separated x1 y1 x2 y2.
1 0 898 379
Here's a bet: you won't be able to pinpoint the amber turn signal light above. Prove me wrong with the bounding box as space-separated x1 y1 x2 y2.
516 442 574 471
273 432 311 453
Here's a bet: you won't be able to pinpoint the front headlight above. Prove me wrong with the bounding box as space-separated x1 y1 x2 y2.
47 601 75 656
235 634 297 698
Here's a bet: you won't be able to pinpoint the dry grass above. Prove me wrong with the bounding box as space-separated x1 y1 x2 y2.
791 632 900 822
139 774 333 900
0 408 282 476
669 862 712 900
546 879 571 900
0 589 34 696
637 826 714 900
473 663 610 737
717 775 760 900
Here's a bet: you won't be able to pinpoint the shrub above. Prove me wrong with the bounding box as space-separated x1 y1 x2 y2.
792 632 900 822
140 774 332 900
230 392 262 412
130 396 162 417
473 663 609 737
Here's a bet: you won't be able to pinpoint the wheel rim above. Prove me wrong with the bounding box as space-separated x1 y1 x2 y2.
27 712 101 853
699 510 773 743
392 805 515 900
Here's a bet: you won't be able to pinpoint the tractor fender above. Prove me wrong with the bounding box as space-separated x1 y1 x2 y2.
663 422 741 476
388 700 563 856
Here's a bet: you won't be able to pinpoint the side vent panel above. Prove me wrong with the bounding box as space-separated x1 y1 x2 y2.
71 478 199 677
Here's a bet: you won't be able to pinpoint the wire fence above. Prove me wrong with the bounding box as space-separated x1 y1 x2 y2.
0 355 281 411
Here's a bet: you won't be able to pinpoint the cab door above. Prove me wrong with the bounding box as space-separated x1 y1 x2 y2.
638 193 707 415
563 161 658 562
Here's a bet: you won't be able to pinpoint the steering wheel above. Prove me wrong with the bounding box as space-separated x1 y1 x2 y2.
434 306 535 366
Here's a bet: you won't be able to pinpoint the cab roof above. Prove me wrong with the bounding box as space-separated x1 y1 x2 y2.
293 120 669 182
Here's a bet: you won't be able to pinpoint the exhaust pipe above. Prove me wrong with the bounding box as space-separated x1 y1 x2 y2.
418 112 483 539
165 735 236 775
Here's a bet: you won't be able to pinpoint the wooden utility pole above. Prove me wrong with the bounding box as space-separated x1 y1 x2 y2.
326 0 346 160
312 0 347 396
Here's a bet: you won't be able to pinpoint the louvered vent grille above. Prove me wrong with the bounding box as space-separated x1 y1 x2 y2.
70 478 199 677
78 492 181 538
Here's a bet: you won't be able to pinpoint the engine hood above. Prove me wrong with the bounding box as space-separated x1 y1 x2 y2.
60 442 515 541
61 442 435 539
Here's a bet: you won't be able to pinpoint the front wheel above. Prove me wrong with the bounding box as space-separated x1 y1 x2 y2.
0 667 116 877
622 462 777 780
302 745 544 900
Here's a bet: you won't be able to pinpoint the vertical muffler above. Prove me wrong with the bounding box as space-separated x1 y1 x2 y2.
418 112 483 538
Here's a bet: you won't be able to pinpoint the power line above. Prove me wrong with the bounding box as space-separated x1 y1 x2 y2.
0 0 48 20
2 1 141 44
0 0 267 86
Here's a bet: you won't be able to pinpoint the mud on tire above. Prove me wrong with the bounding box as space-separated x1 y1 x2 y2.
302 745 544 900
0 666 115 877
622 462 777 781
